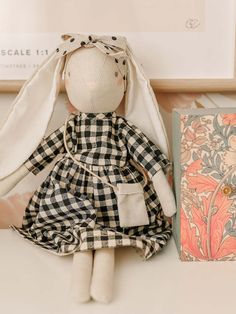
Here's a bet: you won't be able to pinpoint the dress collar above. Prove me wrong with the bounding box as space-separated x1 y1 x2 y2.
79 111 116 120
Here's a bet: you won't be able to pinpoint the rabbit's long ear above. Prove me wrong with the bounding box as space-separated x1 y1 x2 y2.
0 51 65 179
124 44 170 158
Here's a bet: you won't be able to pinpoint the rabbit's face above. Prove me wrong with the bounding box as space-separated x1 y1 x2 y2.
64 47 125 113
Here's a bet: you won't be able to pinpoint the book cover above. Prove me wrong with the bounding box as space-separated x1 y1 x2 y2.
173 108 236 261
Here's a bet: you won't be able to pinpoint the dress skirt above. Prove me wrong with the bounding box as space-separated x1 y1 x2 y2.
11 111 172 260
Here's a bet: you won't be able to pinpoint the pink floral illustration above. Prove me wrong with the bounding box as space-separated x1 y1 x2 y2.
180 117 208 164
223 134 236 168
187 174 218 193
180 113 236 261
223 151 236 168
221 114 236 126
181 209 206 260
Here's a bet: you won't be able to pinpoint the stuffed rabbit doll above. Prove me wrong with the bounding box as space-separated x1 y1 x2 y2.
0 34 176 303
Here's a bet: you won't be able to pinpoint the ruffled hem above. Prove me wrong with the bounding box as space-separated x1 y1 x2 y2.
11 224 171 260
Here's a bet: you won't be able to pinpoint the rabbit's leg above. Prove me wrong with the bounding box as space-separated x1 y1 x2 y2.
70 250 93 303
90 248 115 303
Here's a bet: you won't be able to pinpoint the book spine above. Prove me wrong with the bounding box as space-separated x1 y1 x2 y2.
172 110 182 257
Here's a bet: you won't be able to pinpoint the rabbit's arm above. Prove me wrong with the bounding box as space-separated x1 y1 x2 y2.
121 119 176 217
151 169 176 217
0 124 65 196
24 124 65 175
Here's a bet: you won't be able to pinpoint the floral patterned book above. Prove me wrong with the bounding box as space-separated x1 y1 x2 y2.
173 108 236 261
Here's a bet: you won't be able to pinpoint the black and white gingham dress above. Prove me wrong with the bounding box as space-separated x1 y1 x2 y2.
12 111 172 259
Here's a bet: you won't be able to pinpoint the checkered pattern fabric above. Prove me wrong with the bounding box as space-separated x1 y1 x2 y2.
12 111 172 259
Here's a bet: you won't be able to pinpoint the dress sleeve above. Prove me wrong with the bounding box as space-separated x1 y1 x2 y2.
24 124 65 175
120 119 171 178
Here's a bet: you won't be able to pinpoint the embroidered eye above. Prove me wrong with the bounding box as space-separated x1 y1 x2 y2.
114 71 119 77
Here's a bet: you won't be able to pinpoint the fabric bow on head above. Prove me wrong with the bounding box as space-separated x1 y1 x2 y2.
55 33 127 59
56 33 128 91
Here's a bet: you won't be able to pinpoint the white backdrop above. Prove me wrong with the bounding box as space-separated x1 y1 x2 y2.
0 0 235 79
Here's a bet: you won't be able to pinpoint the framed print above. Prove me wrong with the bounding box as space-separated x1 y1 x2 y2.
0 0 235 92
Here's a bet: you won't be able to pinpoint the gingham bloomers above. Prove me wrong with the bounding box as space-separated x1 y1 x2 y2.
12 111 172 259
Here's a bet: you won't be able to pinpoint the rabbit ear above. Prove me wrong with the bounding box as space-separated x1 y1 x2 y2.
0 51 65 179
124 44 170 158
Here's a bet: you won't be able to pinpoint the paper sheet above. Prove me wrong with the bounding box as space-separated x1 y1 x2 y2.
0 0 234 79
